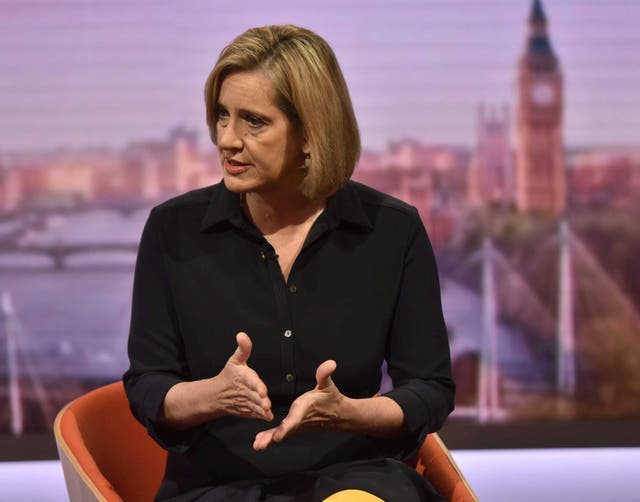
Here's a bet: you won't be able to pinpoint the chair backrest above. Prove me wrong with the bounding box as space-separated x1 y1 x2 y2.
416 433 478 502
54 381 167 502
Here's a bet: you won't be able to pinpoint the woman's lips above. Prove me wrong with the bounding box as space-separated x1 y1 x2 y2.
224 159 251 175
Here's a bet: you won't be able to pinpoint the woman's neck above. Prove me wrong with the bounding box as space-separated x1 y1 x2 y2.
242 190 326 236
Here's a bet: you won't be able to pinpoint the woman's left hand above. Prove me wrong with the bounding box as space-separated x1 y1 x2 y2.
253 359 344 450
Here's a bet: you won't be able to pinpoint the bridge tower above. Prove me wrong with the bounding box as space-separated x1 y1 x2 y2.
478 237 500 422
557 220 576 396
1 290 23 435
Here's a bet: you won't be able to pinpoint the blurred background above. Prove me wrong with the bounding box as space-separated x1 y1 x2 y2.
1 0 639 467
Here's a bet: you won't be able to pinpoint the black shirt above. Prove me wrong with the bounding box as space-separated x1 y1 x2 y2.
123 180 454 498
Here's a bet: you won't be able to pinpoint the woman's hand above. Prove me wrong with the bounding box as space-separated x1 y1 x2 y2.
252 360 408 450
253 360 344 450
214 332 274 421
160 332 273 429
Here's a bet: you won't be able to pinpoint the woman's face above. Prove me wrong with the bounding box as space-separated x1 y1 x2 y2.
216 70 307 197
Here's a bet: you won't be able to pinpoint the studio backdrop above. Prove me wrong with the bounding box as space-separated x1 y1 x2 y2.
1 0 639 459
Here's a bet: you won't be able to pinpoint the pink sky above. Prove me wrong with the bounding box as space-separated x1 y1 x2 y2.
1 0 639 151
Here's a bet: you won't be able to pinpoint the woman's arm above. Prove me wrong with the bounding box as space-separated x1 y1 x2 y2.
124 209 272 451
382 208 455 436
338 395 405 438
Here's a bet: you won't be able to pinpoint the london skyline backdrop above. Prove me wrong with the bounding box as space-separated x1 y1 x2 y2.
2 0 640 450
1 0 639 152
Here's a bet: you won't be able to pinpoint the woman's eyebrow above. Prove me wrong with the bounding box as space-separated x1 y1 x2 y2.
216 102 269 118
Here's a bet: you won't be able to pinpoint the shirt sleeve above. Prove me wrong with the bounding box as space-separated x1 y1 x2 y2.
122 208 202 453
382 208 455 455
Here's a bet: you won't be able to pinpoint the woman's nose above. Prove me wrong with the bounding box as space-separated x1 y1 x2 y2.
217 121 243 150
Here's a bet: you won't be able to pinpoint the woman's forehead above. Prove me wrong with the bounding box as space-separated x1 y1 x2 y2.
218 70 277 107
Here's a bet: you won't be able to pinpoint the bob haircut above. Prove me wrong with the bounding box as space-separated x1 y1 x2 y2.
204 25 360 199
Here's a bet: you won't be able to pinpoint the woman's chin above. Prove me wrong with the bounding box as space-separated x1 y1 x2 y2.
223 173 256 193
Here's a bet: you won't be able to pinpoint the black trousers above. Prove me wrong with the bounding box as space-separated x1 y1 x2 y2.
160 458 445 502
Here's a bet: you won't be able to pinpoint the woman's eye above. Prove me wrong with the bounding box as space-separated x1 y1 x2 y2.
217 108 229 122
246 115 265 128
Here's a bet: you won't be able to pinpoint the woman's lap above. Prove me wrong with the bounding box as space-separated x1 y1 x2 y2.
172 458 445 502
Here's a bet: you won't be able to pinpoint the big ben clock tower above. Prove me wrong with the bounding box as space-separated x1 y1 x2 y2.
516 0 566 215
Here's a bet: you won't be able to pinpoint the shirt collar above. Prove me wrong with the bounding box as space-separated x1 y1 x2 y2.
325 181 373 231
199 180 373 233
199 180 244 232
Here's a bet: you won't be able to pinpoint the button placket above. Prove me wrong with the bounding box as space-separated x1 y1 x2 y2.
260 240 297 395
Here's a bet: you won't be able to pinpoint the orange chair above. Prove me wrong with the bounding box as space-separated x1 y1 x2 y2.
54 382 477 501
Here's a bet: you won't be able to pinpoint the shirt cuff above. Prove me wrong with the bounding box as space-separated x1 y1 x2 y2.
382 386 431 435
139 373 203 453
374 387 430 460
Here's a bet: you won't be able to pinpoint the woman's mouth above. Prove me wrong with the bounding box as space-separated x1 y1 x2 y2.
224 158 251 175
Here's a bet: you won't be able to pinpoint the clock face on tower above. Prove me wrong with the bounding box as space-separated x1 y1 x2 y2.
530 81 556 106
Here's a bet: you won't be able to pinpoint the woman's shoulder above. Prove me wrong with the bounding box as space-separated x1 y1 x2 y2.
143 182 227 239
151 182 222 216
346 180 420 220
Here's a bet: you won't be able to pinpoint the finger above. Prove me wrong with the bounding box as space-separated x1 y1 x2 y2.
254 395 273 422
254 377 269 399
253 428 276 450
315 360 337 390
232 384 263 406
238 403 268 420
238 366 269 397
230 393 266 417
229 359 269 394
243 372 272 415
228 332 252 365
262 397 274 420
272 401 305 442
230 389 272 419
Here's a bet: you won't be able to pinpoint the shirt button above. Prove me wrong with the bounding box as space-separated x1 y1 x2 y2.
285 373 294 382
284 329 292 338
289 284 297 293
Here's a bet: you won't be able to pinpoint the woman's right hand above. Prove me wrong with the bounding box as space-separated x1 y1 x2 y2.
213 332 273 421
160 332 272 430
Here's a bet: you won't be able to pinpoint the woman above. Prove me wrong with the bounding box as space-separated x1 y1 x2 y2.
124 25 454 501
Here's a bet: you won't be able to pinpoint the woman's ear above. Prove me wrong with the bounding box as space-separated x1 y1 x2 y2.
302 138 310 155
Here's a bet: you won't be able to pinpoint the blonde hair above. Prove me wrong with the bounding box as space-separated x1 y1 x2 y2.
204 25 360 199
